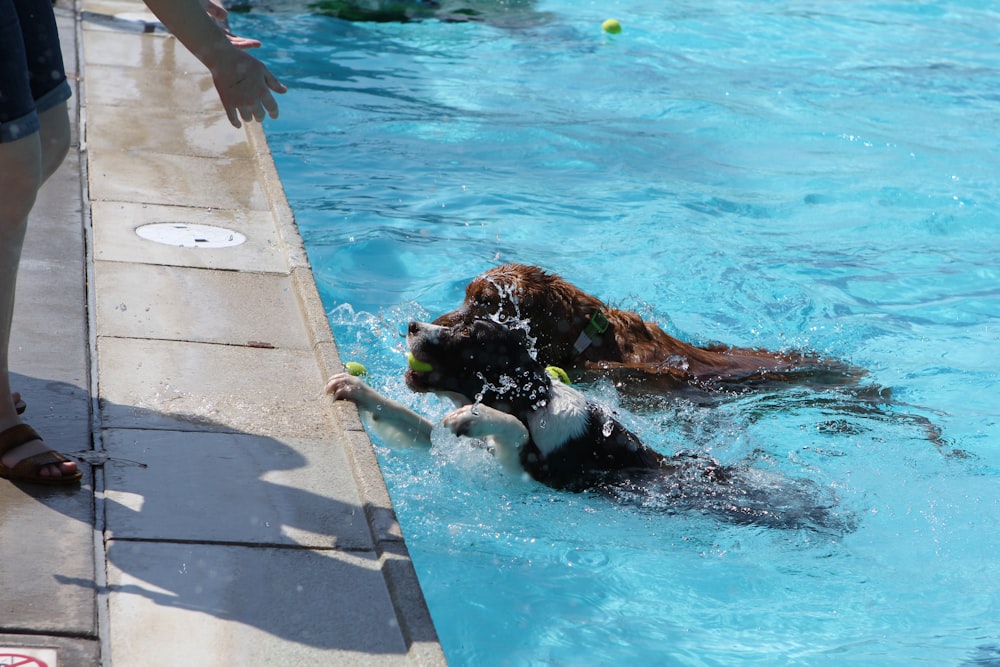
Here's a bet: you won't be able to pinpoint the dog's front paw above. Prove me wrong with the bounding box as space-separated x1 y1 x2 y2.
442 405 490 439
443 404 529 473
326 372 377 407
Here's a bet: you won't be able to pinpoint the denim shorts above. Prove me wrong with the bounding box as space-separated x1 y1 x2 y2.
0 0 72 143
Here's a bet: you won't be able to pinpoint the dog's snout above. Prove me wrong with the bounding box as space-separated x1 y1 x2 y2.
407 321 447 347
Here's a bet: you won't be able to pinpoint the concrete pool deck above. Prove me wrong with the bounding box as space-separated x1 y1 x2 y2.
0 1 445 664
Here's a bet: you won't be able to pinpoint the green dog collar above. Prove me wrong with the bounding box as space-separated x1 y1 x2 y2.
572 310 609 357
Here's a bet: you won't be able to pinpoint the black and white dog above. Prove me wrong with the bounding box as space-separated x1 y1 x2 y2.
327 319 851 531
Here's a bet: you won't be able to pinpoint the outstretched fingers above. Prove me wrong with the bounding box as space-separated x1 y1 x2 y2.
214 54 286 128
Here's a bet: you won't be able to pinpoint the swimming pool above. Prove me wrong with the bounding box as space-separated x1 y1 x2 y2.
242 1 999 663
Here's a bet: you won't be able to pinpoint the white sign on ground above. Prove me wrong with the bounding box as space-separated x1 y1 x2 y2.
0 648 58 667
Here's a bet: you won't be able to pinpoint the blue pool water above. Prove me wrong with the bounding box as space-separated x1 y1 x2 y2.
242 2 998 663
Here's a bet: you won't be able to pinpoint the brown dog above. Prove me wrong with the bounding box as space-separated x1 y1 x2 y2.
433 263 860 392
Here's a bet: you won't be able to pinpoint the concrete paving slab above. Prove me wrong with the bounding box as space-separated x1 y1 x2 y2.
96 336 331 438
105 542 410 666
81 0 157 19
81 28 202 77
95 261 313 349
91 201 288 273
88 150 269 210
83 60 219 111
79 0 160 25
87 103 252 159
0 478 94 635
103 429 372 549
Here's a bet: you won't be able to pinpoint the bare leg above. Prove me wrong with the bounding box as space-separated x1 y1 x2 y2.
0 102 77 480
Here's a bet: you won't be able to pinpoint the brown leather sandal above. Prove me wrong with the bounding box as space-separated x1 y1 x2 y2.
0 424 83 485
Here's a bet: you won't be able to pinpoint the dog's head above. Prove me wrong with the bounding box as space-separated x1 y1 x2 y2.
432 264 605 365
405 319 548 408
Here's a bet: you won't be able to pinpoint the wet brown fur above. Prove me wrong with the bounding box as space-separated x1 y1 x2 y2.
433 263 861 391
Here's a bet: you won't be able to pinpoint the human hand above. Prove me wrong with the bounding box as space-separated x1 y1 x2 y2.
201 0 262 49
143 0 284 124
207 48 287 128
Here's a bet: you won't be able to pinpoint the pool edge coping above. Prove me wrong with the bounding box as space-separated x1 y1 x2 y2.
244 121 446 662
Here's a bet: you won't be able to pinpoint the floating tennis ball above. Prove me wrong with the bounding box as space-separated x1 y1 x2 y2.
546 366 572 385
344 361 368 377
602 18 622 34
407 352 434 373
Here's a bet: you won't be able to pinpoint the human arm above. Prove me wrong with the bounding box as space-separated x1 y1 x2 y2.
142 0 286 127
201 0 263 50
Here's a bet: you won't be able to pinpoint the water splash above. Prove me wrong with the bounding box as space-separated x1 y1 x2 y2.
482 274 541 359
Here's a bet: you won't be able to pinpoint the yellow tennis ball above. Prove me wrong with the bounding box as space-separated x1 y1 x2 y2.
344 361 368 377
407 352 434 373
546 366 572 385
602 18 622 34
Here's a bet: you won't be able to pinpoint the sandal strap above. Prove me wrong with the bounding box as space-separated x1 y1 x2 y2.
0 424 43 457
6 449 76 477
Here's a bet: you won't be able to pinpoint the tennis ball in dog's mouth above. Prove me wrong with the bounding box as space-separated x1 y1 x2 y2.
344 361 368 377
602 18 622 34
407 352 434 373
546 366 572 385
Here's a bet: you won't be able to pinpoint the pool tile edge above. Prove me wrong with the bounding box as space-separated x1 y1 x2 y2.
244 120 446 663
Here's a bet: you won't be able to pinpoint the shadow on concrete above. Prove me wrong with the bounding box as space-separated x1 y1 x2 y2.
7 373 427 658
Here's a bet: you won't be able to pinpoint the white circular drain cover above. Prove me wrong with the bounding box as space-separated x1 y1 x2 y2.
135 223 246 249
